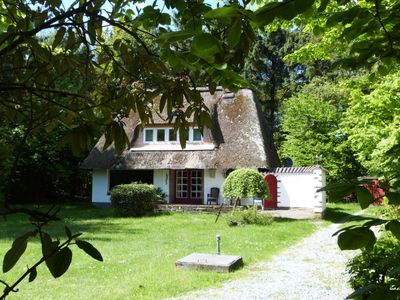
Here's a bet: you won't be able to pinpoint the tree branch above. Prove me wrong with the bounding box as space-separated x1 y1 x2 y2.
91 13 158 57
374 0 394 55
0 0 94 57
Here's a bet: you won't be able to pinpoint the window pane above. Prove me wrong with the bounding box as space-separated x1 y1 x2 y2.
157 129 165 141
169 129 177 142
193 128 202 141
145 129 153 142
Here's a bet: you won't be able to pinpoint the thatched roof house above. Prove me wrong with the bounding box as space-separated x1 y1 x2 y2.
83 88 280 205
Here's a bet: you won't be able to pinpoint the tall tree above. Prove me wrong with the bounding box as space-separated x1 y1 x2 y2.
343 72 400 186
280 76 364 182
243 28 309 151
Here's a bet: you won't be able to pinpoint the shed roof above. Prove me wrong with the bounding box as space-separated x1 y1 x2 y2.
81 88 280 170
272 166 326 174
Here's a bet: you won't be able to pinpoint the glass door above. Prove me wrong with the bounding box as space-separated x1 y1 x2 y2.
175 170 203 204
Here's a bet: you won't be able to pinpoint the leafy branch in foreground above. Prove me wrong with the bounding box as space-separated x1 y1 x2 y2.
0 206 103 299
319 179 400 299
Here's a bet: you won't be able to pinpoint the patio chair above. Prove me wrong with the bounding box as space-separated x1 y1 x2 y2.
207 187 219 205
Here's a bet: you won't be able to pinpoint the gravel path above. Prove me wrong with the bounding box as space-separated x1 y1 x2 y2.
169 222 358 300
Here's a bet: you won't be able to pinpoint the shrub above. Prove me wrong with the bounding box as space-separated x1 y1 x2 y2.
155 187 167 202
110 183 158 217
347 234 400 298
223 169 269 203
229 206 273 226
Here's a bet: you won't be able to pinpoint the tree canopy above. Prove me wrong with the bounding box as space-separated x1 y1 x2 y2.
1 0 398 155
279 76 365 182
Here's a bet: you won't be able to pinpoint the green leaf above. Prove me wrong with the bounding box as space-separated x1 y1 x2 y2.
362 218 386 227
338 227 376 250
76 240 103 261
386 191 400 205
159 93 168 113
178 127 188 149
228 18 242 48
156 31 193 45
114 122 129 155
71 233 82 239
317 182 354 192
388 265 400 277
318 182 354 202
199 111 213 128
369 288 397 300
29 267 37 282
386 220 400 240
294 0 315 14
88 18 96 44
253 2 280 25
346 284 379 299
46 247 73 278
208 81 217 95
65 29 76 49
52 27 66 49
204 6 238 19
191 33 221 61
3 231 35 273
356 186 374 209
41 232 56 257
318 0 329 12
65 226 72 240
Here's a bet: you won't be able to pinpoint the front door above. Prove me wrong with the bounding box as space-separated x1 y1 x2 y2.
174 170 203 204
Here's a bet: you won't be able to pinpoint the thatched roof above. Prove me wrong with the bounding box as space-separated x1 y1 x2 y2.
81 88 280 170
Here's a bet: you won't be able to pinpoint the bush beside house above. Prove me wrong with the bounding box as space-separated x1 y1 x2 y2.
110 183 158 216
223 169 269 205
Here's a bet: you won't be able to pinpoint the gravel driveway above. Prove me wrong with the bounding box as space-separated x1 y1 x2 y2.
168 222 358 300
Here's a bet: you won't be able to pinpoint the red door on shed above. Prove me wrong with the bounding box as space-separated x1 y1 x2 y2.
264 174 278 209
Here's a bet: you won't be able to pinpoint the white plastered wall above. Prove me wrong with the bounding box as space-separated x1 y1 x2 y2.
275 170 326 212
203 169 226 204
92 169 111 203
153 169 170 202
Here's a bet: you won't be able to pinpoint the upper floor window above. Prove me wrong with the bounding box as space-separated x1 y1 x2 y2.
192 128 202 141
143 127 202 143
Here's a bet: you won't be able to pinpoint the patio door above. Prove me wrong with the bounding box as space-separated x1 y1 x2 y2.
174 170 203 204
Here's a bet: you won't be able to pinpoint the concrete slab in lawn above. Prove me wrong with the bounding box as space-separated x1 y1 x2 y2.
176 253 243 273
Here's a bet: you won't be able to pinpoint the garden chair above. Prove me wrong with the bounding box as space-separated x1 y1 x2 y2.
207 187 219 205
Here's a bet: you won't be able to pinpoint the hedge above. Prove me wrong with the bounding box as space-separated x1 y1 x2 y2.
110 183 158 217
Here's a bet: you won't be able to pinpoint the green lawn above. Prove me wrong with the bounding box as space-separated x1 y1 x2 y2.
1 204 353 299
322 202 362 224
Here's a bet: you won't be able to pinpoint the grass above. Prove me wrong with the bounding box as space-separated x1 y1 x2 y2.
1 203 357 300
323 202 362 224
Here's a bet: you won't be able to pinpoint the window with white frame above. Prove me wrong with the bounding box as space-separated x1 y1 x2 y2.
143 127 203 143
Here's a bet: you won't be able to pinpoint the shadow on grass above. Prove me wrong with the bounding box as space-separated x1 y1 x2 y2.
0 203 170 241
322 206 374 224
271 217 306 223
322 206 354 224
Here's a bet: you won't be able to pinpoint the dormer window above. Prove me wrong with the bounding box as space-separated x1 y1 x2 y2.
145 129 154 142
192 128 202 141
143 127 202 143
157 129 165 142
168 129 178 142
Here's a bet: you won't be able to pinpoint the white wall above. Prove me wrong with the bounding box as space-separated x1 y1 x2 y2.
313 169 327 213
203 169 226 204
92 169 111 203
153 169 170 202
275 170 326 212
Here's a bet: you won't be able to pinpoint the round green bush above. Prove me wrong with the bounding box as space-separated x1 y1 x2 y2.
110 183 158 217
222 169 269 201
